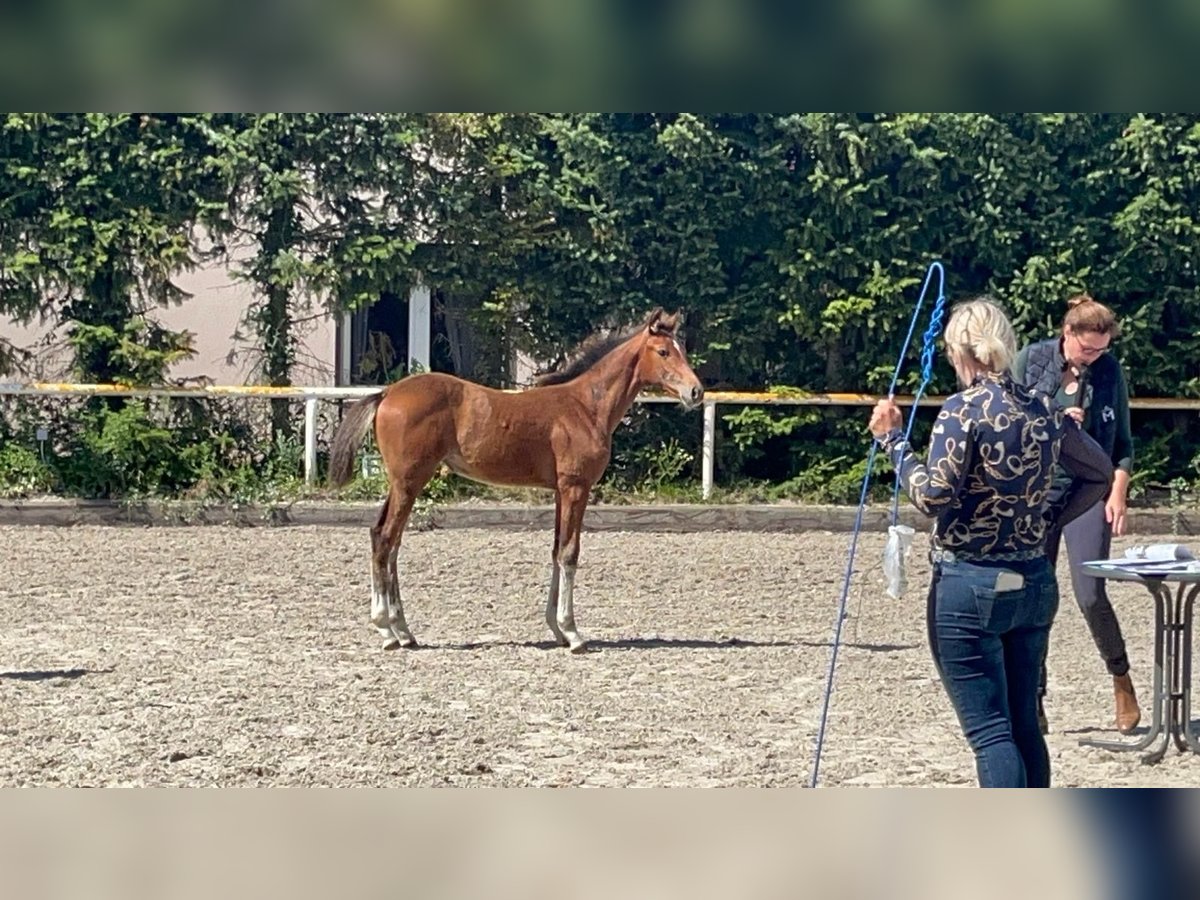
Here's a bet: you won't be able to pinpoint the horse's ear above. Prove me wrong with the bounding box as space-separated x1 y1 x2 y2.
651 309 681 336
646 307 666 334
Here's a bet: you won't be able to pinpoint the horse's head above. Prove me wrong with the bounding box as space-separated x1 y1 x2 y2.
637 308 704 410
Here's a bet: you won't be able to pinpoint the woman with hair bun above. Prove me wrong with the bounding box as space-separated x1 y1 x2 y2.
869 297 1112 787
1012 294 1141 736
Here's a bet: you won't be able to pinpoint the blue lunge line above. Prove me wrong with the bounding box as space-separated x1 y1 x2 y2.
889 266 949 524
808 261 947 789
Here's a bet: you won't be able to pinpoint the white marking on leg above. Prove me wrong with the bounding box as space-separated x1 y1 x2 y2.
386 544 415 647
556 564 587 652
370 556 397 648
545 562 567 645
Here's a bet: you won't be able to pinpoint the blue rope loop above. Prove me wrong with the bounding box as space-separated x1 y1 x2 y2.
890 269 948 525
919 298 947 385
808 261 948 789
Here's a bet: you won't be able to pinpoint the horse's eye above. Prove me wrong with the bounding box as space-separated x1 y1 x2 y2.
657 347 669 357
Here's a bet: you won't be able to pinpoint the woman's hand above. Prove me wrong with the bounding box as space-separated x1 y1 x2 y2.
869 399 903 439
1106 494 1128 537
1107 469 1131 537
1063 406 1085 424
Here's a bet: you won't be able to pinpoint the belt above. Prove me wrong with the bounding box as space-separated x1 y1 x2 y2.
931 547 1044 565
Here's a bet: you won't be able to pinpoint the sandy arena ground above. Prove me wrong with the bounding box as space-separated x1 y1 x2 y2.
1 524 1197 787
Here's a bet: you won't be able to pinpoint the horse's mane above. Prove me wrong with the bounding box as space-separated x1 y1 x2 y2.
532 319 645 387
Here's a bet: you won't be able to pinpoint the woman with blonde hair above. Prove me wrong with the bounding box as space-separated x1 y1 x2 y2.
1013 294 1140 735
869 297 1112 787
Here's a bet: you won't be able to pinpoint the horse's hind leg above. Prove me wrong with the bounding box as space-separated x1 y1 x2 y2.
384 532 410 648
369 493 394 644
370 485 418 649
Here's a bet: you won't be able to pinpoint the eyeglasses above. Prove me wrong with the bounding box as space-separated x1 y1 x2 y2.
1070 332 1110 356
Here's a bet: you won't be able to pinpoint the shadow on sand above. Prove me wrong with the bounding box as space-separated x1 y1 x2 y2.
0 667 113 682
404 636 919 653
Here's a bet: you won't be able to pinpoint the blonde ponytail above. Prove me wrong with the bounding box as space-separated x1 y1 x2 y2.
942 298 1016 372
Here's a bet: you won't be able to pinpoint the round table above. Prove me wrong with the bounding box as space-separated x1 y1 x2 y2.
1078 562 1200 765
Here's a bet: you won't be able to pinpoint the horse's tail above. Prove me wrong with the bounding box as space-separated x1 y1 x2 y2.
328 392 384 488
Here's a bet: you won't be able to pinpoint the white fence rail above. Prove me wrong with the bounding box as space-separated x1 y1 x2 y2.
4 382 1200 499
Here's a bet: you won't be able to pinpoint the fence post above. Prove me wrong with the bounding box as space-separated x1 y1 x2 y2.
304 396 319 484
702 400 716 500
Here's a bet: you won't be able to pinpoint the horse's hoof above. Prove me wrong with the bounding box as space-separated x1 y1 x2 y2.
383 636 417 650
568 639 590 654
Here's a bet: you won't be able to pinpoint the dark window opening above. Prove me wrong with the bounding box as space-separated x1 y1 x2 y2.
348 291 409 385
345 288 461 385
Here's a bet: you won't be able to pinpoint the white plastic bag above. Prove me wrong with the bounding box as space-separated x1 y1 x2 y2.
883 524 915 599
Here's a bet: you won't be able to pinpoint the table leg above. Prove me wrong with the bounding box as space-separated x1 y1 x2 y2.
1178 584 1200 753
1168 584 1191 753
1142 581 1175 765
1082 581 1168 755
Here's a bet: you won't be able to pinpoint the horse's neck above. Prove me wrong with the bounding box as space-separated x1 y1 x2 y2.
569 339 643 433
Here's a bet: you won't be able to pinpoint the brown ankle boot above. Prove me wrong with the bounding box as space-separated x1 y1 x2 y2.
1114 673 1141 735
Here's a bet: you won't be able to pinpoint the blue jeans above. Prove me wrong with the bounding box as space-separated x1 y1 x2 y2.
927 557 1059 788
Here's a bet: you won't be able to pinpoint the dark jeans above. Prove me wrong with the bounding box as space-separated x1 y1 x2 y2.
1040 499 1131 699
927 556 1059 788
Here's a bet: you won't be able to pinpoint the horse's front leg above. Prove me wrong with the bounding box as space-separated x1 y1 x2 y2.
545 492 567 646
544 561 565 646
553 482 590 653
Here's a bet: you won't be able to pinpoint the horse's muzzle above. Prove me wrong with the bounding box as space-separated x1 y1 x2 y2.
681 384 704 410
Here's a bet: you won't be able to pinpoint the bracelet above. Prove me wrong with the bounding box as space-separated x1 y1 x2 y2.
877 428 906 454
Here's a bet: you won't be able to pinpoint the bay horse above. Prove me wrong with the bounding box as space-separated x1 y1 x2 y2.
327 308 704 652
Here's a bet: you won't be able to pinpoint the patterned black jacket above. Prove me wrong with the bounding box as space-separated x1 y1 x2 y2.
879 372 1112 561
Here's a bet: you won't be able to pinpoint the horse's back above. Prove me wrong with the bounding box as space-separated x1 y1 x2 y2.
375 372 567 487
382 371 467 409
379 371 523 420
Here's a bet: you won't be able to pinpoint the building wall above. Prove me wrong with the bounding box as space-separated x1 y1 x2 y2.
163 264 338 386
0 261 340 387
